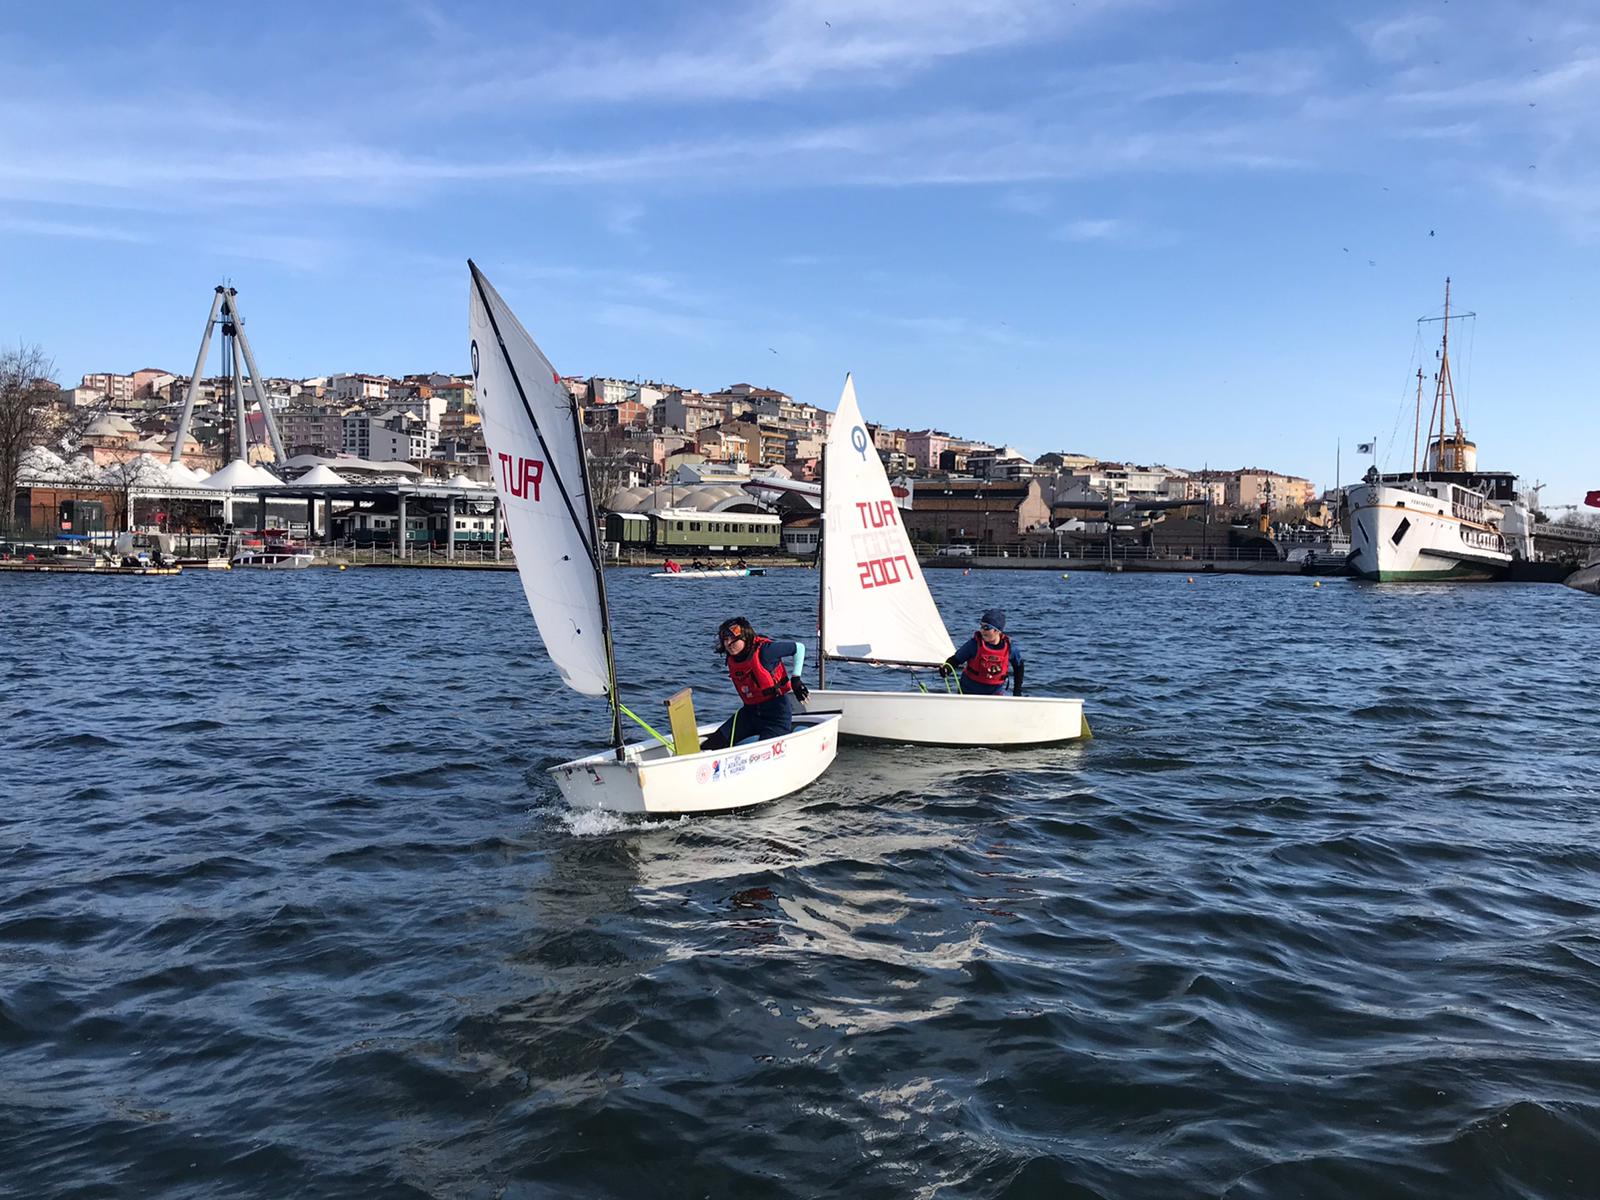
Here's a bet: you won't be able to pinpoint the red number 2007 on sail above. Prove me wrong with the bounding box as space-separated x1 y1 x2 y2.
857 554 914 588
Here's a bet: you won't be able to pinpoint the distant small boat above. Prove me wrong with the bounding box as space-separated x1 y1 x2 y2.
231 531 314 569
650 567 766 579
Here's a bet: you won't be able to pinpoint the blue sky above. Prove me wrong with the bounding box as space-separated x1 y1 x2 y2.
3 0 1596 505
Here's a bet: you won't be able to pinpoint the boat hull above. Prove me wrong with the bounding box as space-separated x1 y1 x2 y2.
802 688 1085 746
1566 564 1600 596
232 552 314 570
649 568 766 578
1347 481 1510 582
549 713 841 814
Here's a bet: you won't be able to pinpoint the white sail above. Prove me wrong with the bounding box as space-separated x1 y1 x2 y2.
469 264 612 696
822 376 955 665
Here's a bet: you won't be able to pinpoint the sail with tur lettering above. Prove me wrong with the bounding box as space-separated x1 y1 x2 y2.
821 376 955 666
469 262 613 697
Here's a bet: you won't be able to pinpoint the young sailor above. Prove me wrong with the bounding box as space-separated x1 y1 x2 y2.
939 608 1025 697
702 615 810 750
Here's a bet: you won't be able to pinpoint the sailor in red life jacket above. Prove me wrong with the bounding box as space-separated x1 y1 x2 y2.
663 558 681 573
702 615 810 751
938 608 1026 697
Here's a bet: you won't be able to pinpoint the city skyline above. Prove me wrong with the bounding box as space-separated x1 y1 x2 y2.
3 1 1597 505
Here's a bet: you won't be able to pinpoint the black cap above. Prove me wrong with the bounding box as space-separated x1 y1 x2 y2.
715 615 754 654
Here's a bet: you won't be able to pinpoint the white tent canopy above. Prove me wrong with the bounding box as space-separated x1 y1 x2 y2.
293 464 350 486
279 453 421 477
201 459 280 490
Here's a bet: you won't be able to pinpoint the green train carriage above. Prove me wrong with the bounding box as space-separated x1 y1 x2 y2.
652 512 781 553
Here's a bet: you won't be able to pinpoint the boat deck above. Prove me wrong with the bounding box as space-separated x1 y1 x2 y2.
0 562 182 575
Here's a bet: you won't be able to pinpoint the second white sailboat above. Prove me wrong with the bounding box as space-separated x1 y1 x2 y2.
798 376 1086 746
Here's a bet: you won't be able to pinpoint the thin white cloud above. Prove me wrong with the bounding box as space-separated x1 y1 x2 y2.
1056 48 1326 104
4 0 1599 251
595 302 724 343
996 190 1052 216
440 0 1128 112
1051 216 1177 247
603 201 646 238
0 214 151 244
1053 218 1125 242
879 313 1050 349
1356 14 1446 64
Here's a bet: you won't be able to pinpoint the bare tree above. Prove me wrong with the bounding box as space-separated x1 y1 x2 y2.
98 454 169 532
0 343 59 535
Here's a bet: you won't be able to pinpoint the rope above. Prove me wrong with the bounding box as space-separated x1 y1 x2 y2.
617 701 674 752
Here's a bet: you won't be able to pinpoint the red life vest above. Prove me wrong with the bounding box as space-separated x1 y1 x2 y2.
962 634 1011 687
727 635 792 705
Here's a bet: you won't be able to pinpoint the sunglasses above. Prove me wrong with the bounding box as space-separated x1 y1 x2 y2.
977 622 996 632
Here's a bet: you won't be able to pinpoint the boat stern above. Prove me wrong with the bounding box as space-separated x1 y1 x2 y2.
549 714 841 815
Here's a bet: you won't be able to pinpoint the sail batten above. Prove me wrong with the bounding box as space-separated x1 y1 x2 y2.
469 263 613 697
821 377 956 666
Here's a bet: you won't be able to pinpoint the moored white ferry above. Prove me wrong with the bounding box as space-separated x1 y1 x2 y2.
1347 279 1532 583
1348 462 1515 582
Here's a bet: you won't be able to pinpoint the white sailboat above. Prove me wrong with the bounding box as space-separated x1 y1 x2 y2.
468 262 840 814
799 376 1086 746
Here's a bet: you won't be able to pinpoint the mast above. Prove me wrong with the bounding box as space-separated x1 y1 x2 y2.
1412 369 1424 478
1416 278 1475 472
468 260 624 757
1438 277 1454 469
817 444 828 690
568 389 626 759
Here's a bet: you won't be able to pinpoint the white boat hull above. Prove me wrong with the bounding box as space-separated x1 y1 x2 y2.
549 713 841 814
232 552 315 570
1348 481 1510 582
649 568 765 578
802 688 1085 747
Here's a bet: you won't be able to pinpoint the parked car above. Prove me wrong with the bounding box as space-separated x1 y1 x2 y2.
936 544 975 557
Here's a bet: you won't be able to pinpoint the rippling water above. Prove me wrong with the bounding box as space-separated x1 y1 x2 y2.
2 566 1597 1198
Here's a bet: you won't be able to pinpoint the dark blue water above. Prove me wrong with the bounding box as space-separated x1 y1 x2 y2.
2 566 1598 1199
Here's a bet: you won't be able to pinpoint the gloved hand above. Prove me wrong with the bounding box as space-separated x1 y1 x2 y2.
938 660 957 677
791 678 810 703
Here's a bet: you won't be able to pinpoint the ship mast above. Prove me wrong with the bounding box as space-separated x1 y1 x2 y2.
1418 277 1474 473
1411 369 1424 478
1440 280 1465 473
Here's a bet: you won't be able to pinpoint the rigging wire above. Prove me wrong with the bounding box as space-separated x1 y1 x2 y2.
1382 322 1426 471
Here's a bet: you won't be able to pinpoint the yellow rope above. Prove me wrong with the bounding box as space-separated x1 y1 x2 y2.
618 701 674 751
